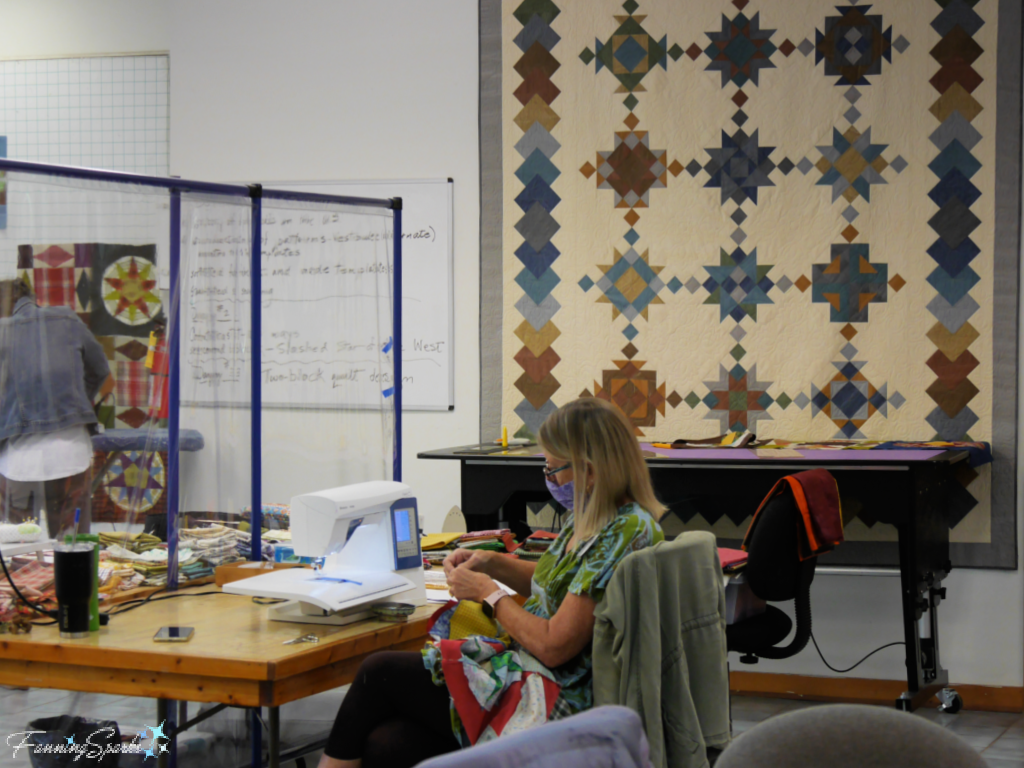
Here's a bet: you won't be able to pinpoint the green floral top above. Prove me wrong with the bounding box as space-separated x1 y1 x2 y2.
520 502 664 714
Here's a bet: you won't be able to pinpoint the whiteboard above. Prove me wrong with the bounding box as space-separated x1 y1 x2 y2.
180 179 454 411
270 179 454 410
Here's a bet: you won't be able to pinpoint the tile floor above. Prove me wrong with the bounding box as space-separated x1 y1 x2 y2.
0 684 347 767
731 695 1024 768
1 686 1022 767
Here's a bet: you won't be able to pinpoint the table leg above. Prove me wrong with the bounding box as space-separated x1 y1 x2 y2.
268 706 280 768
895 463 952 711
251 708 262 768
156 698 169 768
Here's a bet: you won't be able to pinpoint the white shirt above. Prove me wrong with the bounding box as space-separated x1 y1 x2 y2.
0 425 94 481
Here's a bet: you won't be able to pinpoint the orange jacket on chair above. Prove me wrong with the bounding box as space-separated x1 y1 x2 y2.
742 469 843 561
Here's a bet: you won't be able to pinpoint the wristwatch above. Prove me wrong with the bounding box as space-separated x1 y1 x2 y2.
482 589 508 619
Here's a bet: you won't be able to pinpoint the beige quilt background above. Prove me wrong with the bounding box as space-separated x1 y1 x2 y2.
491 0 1020 565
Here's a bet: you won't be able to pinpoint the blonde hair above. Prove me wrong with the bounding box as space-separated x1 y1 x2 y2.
538 398 666 542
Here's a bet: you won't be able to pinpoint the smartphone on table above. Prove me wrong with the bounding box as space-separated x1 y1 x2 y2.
153 626 195 642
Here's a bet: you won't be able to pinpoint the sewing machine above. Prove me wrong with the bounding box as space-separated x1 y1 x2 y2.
224 481 426 626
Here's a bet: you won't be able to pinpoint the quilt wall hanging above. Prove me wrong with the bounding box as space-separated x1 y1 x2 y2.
480 0 1022 568
18 242 166 521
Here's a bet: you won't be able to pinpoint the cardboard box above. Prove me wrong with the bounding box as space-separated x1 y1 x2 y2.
215 560 309 587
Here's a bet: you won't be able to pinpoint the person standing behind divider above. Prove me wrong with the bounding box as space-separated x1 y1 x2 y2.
318 397 665 768
0 278 113 540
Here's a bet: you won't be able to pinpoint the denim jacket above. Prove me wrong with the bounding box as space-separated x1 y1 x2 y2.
0 298 110 441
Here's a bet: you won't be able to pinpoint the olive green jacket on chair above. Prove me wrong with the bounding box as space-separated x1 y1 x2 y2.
593 532 731 768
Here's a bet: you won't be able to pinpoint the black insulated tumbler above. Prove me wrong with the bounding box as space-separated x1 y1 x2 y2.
53 543 95 639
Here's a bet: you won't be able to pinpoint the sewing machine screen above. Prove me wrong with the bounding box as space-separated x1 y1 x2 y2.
395 511 411 543
391 502 421 570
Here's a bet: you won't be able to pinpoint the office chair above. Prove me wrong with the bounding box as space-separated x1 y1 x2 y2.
726 487 817 664
715 704 985 768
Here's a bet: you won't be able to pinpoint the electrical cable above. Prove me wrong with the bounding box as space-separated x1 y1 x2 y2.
811 631 904 674
105 590 222 616
103 586 168 614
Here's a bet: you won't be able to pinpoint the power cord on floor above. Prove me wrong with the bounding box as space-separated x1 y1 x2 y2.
811 631 905 674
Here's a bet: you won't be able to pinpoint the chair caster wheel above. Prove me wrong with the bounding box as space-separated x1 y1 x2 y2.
937 688 963 714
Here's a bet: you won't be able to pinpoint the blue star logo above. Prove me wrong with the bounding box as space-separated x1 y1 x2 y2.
147 721 168 741
65 735 75 745
143 747 155 760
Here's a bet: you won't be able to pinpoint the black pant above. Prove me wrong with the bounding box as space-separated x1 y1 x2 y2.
325 651 459 767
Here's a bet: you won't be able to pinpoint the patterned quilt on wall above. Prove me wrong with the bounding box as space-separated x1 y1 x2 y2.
18 243 166 522
481 0 1022 567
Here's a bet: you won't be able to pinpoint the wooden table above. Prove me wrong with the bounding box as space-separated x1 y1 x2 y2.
0 588 434 767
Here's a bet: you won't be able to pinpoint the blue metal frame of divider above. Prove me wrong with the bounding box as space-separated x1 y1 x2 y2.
0 158 402 581
392 201 403 481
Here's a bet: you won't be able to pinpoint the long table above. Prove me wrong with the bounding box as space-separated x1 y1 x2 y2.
419 442 968 712
0 587 433 767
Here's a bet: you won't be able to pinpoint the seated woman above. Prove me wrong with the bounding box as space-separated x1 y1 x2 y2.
318 397 665 768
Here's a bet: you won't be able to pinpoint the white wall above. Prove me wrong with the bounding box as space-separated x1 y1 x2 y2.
0 0 169 59
6 0 1022 691
166 0 479 529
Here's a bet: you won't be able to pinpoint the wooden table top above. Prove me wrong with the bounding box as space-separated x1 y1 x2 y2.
0 587 435 683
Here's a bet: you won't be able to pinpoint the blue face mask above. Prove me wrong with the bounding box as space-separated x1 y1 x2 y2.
545 477 577 510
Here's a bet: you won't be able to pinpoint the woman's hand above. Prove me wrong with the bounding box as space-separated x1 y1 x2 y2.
447 565 499 603
443 548 492 579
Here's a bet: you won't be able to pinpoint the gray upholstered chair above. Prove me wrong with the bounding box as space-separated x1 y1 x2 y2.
415 705 652 768
715 704 985 768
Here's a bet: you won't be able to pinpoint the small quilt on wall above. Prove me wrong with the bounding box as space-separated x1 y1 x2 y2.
18 243 166 522
90 450 167 524
17 242 164 431
483 0 1021 567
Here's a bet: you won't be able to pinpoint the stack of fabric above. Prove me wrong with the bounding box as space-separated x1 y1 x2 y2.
231 528 276 561
420 532 463 567
96 557 145 594
180 559 215 581
241 503 291 530
98 531 163 555
459 529 518 552
515 531 558 562
420 529 521 566
179 524 244 568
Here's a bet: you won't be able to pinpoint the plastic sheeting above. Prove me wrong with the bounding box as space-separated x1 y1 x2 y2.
0 165 398 768
0 172 172 544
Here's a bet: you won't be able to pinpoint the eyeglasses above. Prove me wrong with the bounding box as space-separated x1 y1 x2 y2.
543 463 571 477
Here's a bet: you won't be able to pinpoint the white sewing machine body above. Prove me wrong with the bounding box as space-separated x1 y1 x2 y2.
224 481 426 626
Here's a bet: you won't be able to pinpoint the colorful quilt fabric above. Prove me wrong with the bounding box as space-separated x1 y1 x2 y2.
115 360 149 409
492 0 1020 567
18 242 164 522
91 449 168 524
439 637 562 745
32 266 76 308
90 244 162 336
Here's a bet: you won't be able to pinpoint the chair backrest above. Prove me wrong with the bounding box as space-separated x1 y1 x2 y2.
744 489 816 602
715 704 986 768
416 705 653 768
